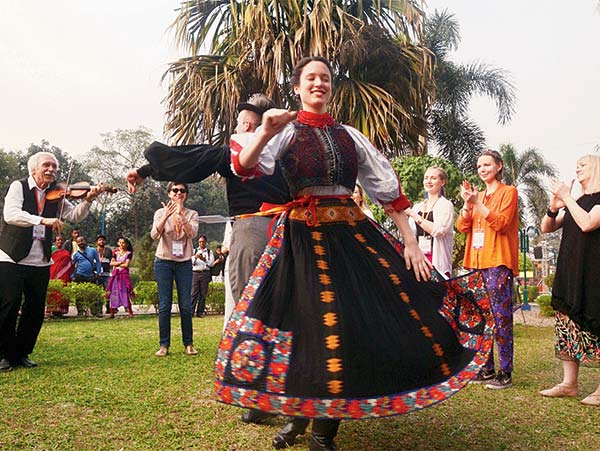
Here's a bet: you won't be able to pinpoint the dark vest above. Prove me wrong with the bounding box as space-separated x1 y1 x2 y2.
280 122 358 196
0 179 59 262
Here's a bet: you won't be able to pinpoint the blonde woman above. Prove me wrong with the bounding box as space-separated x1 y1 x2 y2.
540 155 600 405
405 167 454 277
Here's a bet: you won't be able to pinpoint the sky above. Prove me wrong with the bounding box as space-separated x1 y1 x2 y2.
1 1 599 181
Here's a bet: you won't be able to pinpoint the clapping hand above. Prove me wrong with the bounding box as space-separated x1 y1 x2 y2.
549 178 573 206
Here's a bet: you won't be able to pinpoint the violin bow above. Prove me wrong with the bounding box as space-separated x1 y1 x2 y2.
58 162 73 221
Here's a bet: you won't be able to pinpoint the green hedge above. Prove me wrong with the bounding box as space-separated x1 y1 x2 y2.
206 282 225 315
536 294 554 317
133 281 225 315
65 282 105 316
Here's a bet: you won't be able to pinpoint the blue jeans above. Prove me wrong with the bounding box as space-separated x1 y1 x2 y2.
153 258 194 348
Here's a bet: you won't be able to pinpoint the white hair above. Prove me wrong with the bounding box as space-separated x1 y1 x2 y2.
27 152 58 175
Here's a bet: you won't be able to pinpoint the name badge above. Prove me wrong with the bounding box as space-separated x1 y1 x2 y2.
172 241 184 257
472 229 485 249
418 235 433 255
33 224 46 240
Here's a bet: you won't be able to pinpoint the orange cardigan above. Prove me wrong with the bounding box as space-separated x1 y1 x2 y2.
456 183 519 276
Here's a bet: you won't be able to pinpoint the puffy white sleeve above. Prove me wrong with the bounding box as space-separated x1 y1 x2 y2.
343 125 410 211
430 197 455 238
230 125 295 178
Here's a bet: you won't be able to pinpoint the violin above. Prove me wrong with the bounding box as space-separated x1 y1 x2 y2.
46 181 118 202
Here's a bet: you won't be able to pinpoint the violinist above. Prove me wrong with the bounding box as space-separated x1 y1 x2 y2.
0 152 102 373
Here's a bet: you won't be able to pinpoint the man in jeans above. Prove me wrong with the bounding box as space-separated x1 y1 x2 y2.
95 234 112 314
72 236 102 316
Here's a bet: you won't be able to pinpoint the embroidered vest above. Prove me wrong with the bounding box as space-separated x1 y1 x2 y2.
0 179 59 262
280 122 358 196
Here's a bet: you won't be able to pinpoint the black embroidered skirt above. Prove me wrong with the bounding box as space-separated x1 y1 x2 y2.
215 197 493 419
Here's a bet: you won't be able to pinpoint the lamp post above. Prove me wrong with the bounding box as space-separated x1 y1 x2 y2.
519 226 538 311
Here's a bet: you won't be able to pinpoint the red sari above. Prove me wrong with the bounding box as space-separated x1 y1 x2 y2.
47 248 73 315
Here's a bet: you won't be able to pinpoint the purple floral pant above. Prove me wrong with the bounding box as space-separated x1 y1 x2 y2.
481 266 514 373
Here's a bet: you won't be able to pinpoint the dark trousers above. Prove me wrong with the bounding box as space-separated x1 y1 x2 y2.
0 262 50 361
191 270 211 316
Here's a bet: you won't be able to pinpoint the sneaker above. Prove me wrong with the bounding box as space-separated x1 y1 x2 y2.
470 369 496 384
485 371 512 390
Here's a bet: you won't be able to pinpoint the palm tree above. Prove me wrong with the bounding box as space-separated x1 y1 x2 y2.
163 1 435 157
500 143 558 225
423 10 516 171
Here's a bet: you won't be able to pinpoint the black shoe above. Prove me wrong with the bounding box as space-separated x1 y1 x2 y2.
241 409 274 425
485 370 512 390
470 368 496 384
272 418 310 449
0 358 12 372
309 420 340 451
14 357 38 368
309 435 338 451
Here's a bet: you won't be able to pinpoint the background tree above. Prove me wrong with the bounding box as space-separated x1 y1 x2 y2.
164 0 435 157
0 148 21 211
85 127 161 242
423 9 516 171
499 143 557 226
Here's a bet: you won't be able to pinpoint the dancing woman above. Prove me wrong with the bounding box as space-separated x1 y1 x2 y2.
216 57 493 451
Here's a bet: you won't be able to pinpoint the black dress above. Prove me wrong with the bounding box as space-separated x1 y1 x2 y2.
214 111 494 420
552 192 600 336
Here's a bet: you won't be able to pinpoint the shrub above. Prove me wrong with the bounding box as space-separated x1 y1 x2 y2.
526 286 539 303
65 282 105 316
206 282 225 315
135 281 159 312
544 273 555 289
536 294 554 317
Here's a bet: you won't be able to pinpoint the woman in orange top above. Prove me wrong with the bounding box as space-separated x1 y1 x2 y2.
456 149 519 389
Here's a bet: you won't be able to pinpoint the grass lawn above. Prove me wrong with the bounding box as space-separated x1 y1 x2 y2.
1 315 599 451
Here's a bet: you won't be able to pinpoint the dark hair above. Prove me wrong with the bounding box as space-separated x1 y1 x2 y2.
290 56 334 88
117 237 133 254
166 181 189 192
478 149 504 181
199 235 207 241
96 234 106 241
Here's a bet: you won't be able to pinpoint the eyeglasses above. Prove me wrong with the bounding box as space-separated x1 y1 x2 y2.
170 188 187 194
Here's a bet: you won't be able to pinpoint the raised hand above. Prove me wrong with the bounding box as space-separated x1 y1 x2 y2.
127 169 143 193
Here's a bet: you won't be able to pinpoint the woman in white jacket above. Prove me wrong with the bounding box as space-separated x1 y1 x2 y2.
406 167 455 277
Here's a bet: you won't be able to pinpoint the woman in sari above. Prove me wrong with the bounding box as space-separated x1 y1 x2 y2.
46 235 73 316
106 237 134 318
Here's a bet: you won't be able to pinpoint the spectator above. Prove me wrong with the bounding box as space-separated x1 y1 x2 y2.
151 182 199 357
106 237 134 318
405 167 455 278
351 183 374 219
210 244 226 282
95 234 113 314
63 227 80 256
72 235 103 316
191 235 213 317
539 154 600 406
456 149 519 389
46 234 73 317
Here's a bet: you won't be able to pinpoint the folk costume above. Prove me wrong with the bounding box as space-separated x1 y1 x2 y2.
215 111 494 420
